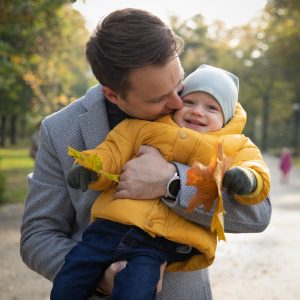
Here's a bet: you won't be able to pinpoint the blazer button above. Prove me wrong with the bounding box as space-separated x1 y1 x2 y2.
179 129 187 139
147 220 153 227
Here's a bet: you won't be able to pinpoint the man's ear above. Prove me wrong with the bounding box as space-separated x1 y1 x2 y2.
102 86 120 105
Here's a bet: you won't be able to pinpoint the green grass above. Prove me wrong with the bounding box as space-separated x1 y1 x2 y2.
294 157 300 168
0 147 34 204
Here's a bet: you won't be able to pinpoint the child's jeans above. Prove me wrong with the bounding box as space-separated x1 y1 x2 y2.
51 218 197 300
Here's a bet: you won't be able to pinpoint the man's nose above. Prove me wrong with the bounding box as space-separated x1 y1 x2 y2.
165 91 183 110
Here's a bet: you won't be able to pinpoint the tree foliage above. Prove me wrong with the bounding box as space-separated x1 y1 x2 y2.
1 1 299 152
264 0 300 151
171 1 300 152
0 0 93 144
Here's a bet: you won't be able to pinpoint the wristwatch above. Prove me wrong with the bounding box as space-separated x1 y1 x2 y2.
165 172 180 199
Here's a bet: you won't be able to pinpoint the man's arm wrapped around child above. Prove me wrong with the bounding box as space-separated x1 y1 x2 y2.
67 116 270 208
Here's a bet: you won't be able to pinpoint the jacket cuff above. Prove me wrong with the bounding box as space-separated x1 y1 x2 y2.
245 168 263 198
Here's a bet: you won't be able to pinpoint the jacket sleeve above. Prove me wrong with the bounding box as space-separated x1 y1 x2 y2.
20 121 77 281
228 136 270 205
78 121 135 191
163 162 271 233
162 131 271 233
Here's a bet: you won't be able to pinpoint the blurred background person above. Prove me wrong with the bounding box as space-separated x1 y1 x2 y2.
279 147 293 184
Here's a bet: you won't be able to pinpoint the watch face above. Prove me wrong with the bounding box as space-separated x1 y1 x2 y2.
169 178 180 197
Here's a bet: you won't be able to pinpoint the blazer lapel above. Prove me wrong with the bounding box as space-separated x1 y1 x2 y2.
79 85 110 150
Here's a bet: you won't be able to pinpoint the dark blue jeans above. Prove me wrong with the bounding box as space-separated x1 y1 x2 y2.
51 219 196 300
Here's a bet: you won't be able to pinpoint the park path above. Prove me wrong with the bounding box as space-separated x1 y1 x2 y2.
0 154 299 300
210 154 300 300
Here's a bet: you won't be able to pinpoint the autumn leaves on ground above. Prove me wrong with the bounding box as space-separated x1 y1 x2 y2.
0 153 300 300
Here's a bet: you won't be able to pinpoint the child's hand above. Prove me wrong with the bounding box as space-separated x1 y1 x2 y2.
223 166 257 195
66 164 98 192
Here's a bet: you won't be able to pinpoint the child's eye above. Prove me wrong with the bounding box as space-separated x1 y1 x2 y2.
207 105 218 111
183 99 194 106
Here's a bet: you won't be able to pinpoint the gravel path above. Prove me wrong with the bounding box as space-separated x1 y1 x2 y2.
210 154 300 300
0 154 299 300
0 204 51 300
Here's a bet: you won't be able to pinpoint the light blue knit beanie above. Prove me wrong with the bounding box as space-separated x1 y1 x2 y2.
181 64 239 125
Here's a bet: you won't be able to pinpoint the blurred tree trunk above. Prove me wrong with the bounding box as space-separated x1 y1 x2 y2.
0 115 6 147
9 114 17 145
261 94 270 152
292 105 300 155
19 116 27 139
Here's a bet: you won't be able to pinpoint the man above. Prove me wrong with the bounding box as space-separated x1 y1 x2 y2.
20 8 272 300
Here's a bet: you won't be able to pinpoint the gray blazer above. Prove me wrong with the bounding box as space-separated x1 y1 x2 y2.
20 85 272 300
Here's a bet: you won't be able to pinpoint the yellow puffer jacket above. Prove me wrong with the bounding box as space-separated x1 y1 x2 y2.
80 103 270 272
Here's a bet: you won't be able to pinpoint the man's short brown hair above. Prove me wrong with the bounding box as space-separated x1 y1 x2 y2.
86 8 184 98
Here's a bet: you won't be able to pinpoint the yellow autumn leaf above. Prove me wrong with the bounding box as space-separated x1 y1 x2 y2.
100 170 120 183
68 146 119 183
68 146 103 172
186 142 232 241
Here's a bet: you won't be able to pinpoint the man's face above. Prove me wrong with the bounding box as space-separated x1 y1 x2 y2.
105 57 184 120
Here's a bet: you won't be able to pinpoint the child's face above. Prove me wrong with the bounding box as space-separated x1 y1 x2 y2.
173 91 224 133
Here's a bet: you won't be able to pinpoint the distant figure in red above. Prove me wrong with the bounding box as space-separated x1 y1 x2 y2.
279 147 293 184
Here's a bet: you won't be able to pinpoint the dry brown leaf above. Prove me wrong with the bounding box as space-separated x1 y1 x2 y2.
186 164 218 212
186 142 232 241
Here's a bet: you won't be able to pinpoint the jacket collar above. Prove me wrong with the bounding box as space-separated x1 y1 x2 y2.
155 103 247 135
211 102 247 135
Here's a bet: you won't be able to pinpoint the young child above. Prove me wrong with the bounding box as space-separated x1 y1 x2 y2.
279 147 293 184
51 65 270 300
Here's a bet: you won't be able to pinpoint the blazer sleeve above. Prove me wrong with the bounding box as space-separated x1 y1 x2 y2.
163 162 272 233
20 120 77 281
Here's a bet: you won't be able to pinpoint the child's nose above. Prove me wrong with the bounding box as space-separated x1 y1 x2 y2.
191 106 205 116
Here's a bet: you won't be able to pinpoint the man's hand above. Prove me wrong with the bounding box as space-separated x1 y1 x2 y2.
223 166 257 195
97 261 167 295
66 164 98 192
114 145 176 199
156 262 167 294
97 261 127 294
